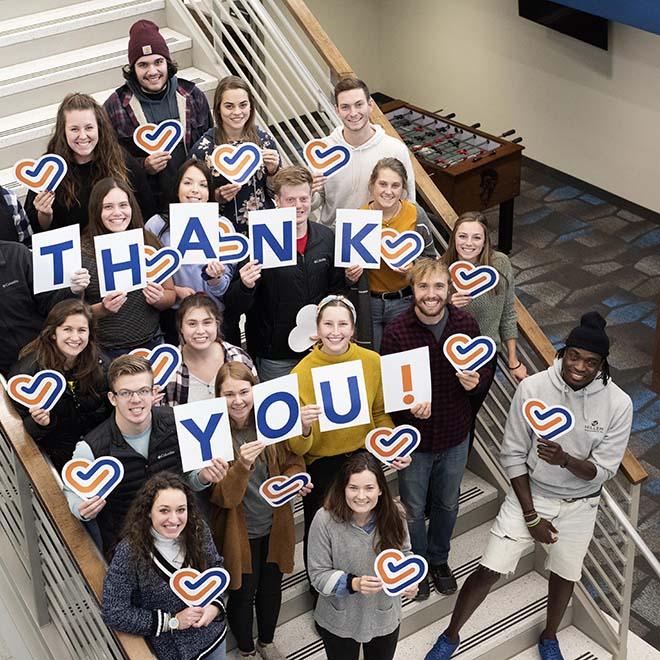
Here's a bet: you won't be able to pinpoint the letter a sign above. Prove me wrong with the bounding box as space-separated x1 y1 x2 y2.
311 360 370 432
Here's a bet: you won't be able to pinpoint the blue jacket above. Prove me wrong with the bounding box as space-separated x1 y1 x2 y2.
102 522 227 660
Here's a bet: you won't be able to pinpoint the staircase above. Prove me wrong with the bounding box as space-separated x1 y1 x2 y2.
0 0 218 201
0 2 652 660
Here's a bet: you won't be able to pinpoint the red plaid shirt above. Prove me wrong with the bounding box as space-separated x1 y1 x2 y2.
380 304 494 452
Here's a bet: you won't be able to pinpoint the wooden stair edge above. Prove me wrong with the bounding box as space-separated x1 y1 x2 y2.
0 388 155 659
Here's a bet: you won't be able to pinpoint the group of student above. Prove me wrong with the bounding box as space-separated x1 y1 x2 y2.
0 18 634 660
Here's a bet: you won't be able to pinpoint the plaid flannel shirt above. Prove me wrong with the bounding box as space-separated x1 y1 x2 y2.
163 341 257 406
103 77 211 154
380 304 494 452
1 187 32 246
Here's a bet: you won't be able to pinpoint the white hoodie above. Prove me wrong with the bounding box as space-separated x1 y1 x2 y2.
500 358 633 500
316 124 416 227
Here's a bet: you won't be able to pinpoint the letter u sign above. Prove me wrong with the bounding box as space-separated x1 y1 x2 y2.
311 360 371 432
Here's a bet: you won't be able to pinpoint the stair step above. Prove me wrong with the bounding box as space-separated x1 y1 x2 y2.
0 0 166 66
510 625 612 659
0 66 218 176
228 571 561 660
395 571 572 660
0 28 192 115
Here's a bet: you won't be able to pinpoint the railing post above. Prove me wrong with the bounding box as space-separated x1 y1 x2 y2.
12 453 50 627
617 483 641 659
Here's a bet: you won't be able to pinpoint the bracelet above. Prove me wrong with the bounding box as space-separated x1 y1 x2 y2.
526 515 542 528
508 362 522 370
522 510 537 519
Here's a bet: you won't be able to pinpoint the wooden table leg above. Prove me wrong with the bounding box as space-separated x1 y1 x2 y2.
498 198 515 254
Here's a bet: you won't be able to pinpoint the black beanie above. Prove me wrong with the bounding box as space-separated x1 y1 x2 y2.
564 311 609 357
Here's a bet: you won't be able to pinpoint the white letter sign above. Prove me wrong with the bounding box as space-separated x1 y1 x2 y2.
32 224 81 294
380 347 432 413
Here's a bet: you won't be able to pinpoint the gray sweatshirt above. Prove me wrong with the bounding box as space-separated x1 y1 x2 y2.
500 358 633 499
308 507 410 643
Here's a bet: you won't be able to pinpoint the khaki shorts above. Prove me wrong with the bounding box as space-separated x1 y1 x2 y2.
480 488 600 582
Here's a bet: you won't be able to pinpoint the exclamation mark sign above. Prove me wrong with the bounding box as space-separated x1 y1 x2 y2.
401 364 414 405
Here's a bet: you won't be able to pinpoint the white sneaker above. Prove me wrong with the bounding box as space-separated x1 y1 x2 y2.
256 640 286 660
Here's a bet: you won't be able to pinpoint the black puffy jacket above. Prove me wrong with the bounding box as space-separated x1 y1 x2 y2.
225 220 347 360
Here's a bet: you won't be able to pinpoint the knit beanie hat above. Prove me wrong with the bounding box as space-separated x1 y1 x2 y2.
564 311 609 357
128 20 171 67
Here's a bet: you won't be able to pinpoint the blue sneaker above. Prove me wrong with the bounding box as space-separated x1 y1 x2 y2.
538 636 564 660
424 632 459 660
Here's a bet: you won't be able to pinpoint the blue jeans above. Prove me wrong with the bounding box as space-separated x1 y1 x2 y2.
370 295 413 353
255 357 300 382
397 436 469 565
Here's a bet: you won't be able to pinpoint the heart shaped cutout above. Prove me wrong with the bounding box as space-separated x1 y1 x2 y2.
170 567 231 607
133 120 183 154
14 154 68 193
144 245 182 284
374 548 428 597
523 398 575 441
6 369 66 411
449 261 499 298
443 333 496 372
259 472 311 507
61 456 124 500
365 425 421 465
303 139 351 178
381 227 424 269
211 143 263 185
287 304 318 353
129 344 181 387
218 218 250 263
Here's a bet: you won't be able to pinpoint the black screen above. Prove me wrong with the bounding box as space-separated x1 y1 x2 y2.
519 0 609 50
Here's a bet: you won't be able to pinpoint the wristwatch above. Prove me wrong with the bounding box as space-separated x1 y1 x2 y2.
168 615 180 632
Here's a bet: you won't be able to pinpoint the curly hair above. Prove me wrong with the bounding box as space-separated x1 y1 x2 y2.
47 93 129 209
323 452 406 553
118 472 210 572
19 299 104 396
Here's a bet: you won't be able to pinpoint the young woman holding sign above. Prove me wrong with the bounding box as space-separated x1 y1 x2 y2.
308 452 416 660
145 159 235 344
190 76 281 234
359 158 438 352
209 362 307 660
288 295 410 589
26 93 154 233
8 299 109 472
163 293 256 406
102 472 227 660
81 177 176 357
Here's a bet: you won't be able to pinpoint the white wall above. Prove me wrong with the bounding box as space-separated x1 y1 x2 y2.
308 0 660 213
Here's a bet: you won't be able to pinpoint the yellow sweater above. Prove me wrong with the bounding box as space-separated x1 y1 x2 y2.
289 343 393 464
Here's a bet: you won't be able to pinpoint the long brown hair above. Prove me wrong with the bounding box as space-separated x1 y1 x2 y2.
19 299 104 396
324 452 406 553
118 472 210 571
47 93 129 209
441 211 501 295
82 177 159 250
212 76 262 146
214 362 286 466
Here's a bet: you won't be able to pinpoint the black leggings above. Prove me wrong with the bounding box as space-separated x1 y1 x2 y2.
317 624 400 660
226 534 283 653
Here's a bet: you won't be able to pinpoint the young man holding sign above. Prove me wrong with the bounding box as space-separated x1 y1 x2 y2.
64 355 227 554
425 313 632 660
225 166 353 381
380 258 494 600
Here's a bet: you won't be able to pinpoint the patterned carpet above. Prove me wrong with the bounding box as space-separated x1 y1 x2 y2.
483 160 660 647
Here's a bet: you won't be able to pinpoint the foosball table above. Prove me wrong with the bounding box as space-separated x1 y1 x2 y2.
381 100 524 253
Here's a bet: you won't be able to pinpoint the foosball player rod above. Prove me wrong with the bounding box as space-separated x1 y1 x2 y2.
470 123 481 129
442 112 456 120
499 129 516 138
511 137 523 144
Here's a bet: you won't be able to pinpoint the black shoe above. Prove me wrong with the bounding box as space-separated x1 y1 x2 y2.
414 575 430 601
430 563 457 595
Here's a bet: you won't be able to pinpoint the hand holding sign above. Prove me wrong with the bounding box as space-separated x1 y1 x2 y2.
170 567 230 607
62 456 124 500
374 549 428 597
523 399 575 442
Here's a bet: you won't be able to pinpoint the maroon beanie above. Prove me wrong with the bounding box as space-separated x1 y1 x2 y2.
128 20 171 67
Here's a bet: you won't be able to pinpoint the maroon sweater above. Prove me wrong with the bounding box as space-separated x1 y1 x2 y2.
380 304 494 452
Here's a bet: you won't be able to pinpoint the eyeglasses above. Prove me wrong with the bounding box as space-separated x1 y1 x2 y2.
112 387 153 399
